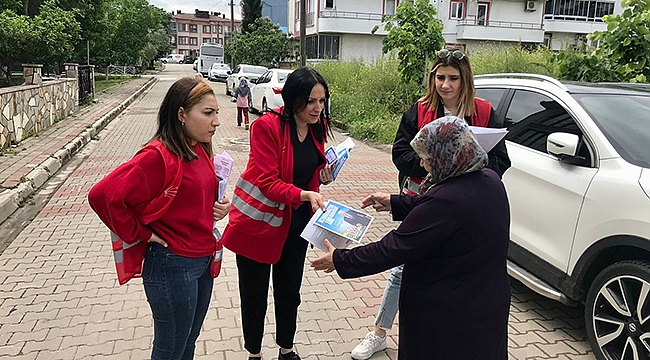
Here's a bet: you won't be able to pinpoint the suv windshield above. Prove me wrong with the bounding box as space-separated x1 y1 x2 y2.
574 94 650 168
211 64 229 69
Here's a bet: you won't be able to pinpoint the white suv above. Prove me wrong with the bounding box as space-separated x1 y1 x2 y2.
475 74 650 360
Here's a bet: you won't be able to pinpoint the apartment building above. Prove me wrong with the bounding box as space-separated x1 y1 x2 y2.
287 0 621 61
170 10 242 58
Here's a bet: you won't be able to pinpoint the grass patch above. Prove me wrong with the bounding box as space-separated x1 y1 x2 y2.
95 75 140 93
312 58 422 144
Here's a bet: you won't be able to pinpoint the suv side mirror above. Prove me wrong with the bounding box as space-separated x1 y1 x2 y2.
249 78 257 84
227 70 232 75
547 132 585 164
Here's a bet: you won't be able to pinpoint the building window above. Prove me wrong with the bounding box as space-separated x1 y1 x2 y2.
450 1 464 19
218 38 223 44
203 25 211 33
178 36 187 45
385 0 396 15
477 3 488 25
190 24 197 33
171 22 177 31
306 34 340 59
203 38 211 43
325 0 334 8
544 0 614 21
296 1 301 21
543 33 552 47
190 37 198 45
170 36 176 45
178 23 188 32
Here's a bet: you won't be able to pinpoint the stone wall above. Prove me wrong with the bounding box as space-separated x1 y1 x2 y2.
0 79 78 149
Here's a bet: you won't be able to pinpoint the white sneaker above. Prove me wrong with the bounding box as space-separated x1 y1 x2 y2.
351 331 387 360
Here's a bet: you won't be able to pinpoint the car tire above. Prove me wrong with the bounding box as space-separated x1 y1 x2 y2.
585 260 650 360
262 98 269 113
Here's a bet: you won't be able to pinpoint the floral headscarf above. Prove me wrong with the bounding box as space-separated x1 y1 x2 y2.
410 116 488 194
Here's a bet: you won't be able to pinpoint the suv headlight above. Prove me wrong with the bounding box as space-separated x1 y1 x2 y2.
641 169 650 200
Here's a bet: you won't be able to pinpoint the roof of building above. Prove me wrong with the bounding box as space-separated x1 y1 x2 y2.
172 12 241 24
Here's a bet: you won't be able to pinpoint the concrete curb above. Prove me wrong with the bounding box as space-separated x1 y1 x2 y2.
0 76 158 225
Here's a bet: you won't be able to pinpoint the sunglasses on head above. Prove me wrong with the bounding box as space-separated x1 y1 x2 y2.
437 49 465 61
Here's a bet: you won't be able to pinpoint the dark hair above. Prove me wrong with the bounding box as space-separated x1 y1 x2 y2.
151 77 216 161
279 66 332 142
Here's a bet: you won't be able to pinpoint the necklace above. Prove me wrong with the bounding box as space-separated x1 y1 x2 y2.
297 125 308 139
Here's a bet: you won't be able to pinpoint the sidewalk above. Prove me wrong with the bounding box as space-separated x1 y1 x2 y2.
0 76 156 225
0 65 595 360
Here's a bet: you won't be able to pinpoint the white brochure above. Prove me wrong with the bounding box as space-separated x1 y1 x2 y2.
301 200 374 252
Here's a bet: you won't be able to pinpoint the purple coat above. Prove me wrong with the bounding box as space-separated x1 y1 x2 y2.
333 169 511 360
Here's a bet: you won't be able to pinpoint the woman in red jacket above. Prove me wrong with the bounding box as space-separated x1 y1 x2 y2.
88 77 230 360
220 67 333 360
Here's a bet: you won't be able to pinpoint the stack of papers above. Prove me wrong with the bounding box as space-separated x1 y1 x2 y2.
213 151 234 200
301 200 374 252
469 126 508 152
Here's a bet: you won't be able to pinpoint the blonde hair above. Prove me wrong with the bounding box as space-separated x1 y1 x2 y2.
419 53 476 118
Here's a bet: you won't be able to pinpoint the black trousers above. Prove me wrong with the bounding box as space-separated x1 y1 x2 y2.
236 225 309 354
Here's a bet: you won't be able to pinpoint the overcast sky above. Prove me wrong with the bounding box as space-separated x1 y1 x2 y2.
149 0 242 19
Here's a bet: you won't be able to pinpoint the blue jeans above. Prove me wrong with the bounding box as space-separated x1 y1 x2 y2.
143 243 214 360
375 264 403 330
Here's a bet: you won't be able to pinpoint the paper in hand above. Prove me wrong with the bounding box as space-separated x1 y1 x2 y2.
469 126 508 153
213 151 234 200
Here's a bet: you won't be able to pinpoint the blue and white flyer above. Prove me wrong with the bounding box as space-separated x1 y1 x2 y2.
301 200 374 252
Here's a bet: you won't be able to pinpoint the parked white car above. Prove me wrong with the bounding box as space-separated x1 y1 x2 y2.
474 73 650 360
225 64 268 96
249 69 293 113
207 63 231 82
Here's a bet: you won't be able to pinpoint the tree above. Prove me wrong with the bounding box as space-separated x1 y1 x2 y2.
588 0 650 82
371 0 444 84
31 0 81 67
0 10 33 82
241 0 262 33
91 0 164 67
224 17 289 68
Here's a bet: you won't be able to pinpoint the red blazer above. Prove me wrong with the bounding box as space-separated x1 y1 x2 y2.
221 110 326 264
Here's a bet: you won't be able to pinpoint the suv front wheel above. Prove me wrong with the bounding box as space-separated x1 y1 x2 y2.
585 260 650 360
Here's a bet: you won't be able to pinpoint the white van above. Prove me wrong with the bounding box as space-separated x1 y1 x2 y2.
166 54 184 63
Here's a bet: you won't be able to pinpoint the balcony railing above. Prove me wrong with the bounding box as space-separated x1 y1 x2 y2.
319 10 384 21
457 19 543 30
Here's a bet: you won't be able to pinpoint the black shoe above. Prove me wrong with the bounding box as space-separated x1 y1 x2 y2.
278 350 300 360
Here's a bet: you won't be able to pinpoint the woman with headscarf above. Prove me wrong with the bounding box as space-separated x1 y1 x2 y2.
233 77 251 129
311 116 511 360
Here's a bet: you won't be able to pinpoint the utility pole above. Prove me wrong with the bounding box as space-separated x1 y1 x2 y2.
230 0 235 68
300 0 306 66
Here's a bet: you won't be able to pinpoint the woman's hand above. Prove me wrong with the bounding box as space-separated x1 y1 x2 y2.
213 196 231 221
310 239 336 273
319 165 333 185
361 192 391 212
300 190 326 212
148 232 168 247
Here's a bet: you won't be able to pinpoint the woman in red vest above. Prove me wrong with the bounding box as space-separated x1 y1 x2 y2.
220 67 333 360
89 77 230 360
351 49 511 360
